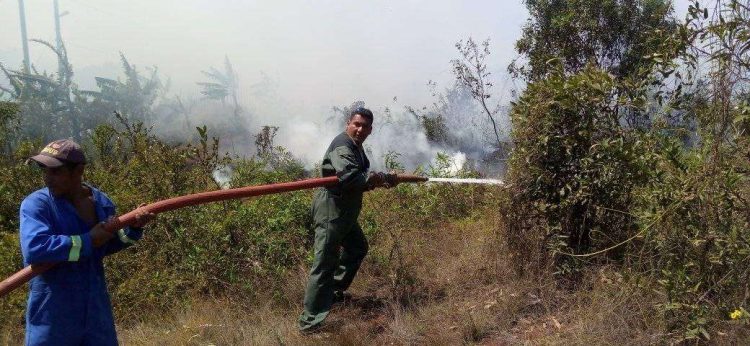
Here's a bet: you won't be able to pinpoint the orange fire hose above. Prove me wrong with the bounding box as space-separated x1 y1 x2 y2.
0 174 428 298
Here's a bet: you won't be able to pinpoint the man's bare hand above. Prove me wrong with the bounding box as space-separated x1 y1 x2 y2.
384 171 399 188
366 172 386 190
89 222 115 248
130 204 156 228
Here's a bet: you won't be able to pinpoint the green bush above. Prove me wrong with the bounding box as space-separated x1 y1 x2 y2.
506 66 649 277
506 56 750 343
629 131 750 339
0 116 491 329
504 51 750 340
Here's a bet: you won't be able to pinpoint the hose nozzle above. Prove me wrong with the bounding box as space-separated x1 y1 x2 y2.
395 174 429 183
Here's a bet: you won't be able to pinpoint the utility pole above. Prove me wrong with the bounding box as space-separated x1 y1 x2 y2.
53 0 69 78
52 0 77 139
17 0 31 74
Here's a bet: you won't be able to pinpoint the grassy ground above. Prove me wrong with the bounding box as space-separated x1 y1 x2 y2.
111 211 747 345
112 210 749 345
112 213 515 345
3 194 749 345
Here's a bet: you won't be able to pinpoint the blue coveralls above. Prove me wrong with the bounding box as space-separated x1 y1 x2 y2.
20 185 143 346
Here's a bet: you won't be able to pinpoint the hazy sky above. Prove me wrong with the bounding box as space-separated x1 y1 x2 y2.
1 0 694 110
0 0 532 110
0 0 694 170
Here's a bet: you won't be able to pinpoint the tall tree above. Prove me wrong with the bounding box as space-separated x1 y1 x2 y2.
197 56 242 118
17 0 31 74
76 53 163 126
513 0 677 81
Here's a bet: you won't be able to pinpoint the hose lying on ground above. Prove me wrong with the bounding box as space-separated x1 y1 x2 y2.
0 174 428 298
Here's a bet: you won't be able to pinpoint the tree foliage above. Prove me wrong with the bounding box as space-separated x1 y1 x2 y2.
451 38 504 146
1 40 80 140
406 81 481 148
1 41 165 142
0 102 20 154
507 0 750 341
197 56 242 118
513 0 678 80
77 53 163 125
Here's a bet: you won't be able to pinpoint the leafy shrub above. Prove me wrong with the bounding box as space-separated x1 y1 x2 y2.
0 112 493 331
628 126 750 340
506 66 649 278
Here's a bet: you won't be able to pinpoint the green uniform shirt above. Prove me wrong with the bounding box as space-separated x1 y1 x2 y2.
319 131 370 211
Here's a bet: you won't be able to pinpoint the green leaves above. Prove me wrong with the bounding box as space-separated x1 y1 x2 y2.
196 56 242 117
514 0 678 81
508 65 639 269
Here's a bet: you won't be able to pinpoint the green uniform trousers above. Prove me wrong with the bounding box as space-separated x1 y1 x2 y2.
298 189 368 331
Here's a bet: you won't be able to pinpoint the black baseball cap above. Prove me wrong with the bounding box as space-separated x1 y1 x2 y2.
29 139 87 168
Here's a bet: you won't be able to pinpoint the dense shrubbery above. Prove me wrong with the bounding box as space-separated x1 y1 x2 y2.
506 67 648 275
506 0 750 340
632 133 750 338
0 101 492 334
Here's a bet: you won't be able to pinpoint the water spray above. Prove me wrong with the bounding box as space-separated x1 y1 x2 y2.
0 174 428 298
426 177 504 185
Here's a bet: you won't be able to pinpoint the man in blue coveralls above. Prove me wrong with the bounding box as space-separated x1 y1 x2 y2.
20 139 154 346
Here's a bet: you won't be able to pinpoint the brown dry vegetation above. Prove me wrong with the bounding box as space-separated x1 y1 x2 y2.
2 185 749 345
111 214 749 345
113 207 522 345
77 192 749 344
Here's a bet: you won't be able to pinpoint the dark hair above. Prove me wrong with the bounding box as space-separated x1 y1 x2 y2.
349 107 374 123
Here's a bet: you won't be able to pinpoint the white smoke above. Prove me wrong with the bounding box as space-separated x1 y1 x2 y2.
447 152 467 175
152 69 509 176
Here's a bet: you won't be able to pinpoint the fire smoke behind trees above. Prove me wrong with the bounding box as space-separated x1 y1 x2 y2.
0 2 523 165
0 1 524 108
0 1 692 174
151 69 509 174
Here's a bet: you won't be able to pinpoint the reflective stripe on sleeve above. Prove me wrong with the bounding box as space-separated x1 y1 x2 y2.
118 229 137 244
68 235 82 261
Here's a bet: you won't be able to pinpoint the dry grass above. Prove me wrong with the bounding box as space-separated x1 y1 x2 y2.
6 206 750 345
515 268 666 345
112 210 517 345
118 298 296 345
0 327 24 345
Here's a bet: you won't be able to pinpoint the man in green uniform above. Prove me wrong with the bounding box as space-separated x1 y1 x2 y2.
298 107 396 332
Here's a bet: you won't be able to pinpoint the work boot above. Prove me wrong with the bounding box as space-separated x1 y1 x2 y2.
333 290 351 304
299 323 324 336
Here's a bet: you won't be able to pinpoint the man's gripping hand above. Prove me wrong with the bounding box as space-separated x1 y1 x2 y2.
89 221 115 248
367 171 399 190
130 204 156 228
384 171 399 188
